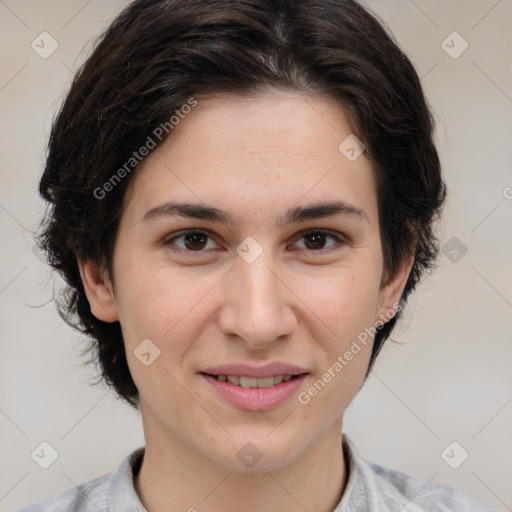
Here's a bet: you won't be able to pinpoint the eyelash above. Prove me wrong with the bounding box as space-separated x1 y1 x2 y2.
163 229 346 255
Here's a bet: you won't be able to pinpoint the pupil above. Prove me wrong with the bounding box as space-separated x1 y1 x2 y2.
305 231 326 250
185 232 207 250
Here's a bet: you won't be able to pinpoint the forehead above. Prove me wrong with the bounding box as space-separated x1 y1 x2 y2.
122 92 377 226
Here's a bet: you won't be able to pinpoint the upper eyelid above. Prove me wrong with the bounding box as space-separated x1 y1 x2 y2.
164 228 218 244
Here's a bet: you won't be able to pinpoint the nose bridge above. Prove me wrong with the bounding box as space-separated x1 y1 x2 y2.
241 255 280 306
219 248 296 346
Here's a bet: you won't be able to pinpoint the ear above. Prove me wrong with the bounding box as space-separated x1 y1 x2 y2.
375 253 414 327
78 258 119 323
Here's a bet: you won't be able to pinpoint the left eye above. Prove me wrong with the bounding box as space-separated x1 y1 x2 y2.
292 230 344 251
164 229 344 253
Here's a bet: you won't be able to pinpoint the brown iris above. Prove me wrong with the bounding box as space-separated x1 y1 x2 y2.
183 231 208 250
302 231 328 250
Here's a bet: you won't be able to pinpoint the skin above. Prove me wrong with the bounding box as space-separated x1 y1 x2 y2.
79 91 413 512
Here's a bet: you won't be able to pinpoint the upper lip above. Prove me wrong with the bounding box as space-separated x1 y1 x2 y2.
200 363 309 378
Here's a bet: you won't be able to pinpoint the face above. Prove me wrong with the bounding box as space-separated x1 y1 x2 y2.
81 91 411 472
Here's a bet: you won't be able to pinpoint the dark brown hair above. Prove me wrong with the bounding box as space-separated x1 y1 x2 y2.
38 0 446 407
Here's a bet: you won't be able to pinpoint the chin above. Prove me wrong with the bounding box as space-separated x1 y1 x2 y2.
210 431 304 474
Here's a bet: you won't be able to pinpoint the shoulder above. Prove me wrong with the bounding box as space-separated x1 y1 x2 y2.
14 447 145 512
340 434 498 512
366 460 499 511
14 473 110 512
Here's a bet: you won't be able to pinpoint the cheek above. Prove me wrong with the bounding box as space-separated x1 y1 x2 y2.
304 273 377 409
116 271 202 405
115 266 218 351
303 266 380 338
301 267 379 400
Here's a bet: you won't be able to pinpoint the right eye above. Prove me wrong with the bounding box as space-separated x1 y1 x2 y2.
163 230 220 253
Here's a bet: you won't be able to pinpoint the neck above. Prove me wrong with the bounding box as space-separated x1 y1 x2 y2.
134 419 347 512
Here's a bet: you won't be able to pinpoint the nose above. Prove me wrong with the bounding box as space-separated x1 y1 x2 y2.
218 251 297 349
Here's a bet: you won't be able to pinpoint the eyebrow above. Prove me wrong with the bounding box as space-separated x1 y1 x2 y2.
142 200 369 225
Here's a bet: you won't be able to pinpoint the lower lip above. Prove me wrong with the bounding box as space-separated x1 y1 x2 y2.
200 374 308 411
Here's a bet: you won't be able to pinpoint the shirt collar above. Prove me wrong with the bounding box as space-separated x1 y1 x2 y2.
335 433 370 511
108 446 146 512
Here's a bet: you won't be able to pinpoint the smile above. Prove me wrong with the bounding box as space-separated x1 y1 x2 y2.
205 374 297 388
200 373 308 411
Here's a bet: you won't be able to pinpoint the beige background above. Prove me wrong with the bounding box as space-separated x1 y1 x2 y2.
1 1 511 510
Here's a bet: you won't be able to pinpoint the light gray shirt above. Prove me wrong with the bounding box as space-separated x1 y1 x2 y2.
16 433 498 511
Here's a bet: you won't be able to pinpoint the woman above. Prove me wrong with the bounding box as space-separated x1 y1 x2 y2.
18 0 497 510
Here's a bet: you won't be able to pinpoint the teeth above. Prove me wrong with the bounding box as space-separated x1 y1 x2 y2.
214 374 296 388
256 377 275 388
227 375 240 385
239 376 258 388
272 375 284 385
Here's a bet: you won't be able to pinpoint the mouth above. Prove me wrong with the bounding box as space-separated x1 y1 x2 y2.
199 371 309 411
200 372 306 388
